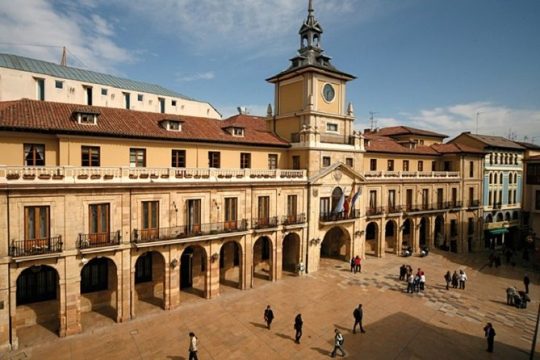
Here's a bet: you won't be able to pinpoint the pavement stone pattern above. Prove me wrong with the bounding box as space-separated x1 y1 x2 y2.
2 250 539 360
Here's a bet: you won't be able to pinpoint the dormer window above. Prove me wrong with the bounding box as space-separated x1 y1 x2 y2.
232 127 245 137
73 109 100 126
160 119 183 132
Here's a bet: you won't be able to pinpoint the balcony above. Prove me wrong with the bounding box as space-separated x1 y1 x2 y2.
9 236 63 257
468 199 481 208
77 231 121 249
404 202 450 214
252 216 279 229
281 213 306 226
319 209 361 222
132 220 248 244
0 166 307 185
492 202 502 209
385 205 404 215
320 134 355 145
363 171 460 180
366 207 384 217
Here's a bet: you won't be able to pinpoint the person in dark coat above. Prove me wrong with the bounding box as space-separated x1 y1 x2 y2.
352 304 366 334
444 271 452 290
294 314 303 344
524 274 530 294
264 305 274 329
451 271 459 289
484 322 496 352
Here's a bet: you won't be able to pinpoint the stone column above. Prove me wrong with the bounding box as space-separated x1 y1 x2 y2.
169 247 180 309
60 257 82 337
207 240 221 299
275 234 283 281
119 249 131 321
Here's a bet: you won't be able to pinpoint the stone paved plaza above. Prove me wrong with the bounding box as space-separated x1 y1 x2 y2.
3 250 539 360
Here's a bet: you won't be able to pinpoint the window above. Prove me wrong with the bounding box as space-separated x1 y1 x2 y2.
89 203 109 240
468 218 474 235
450 219 458 237
268 154 278 169
123 92 130 109
322 156 331 167
403 160 409 171
224 198 237 229
437 188 444 207
232 128 245 137
162 120 182 131
489 173 493 184
469 187 474 206
451 188 458 206
489 191 493 206
81 146 100 167
135 252 152 283
84 86 93 105
55 80 63 89
130 148 146 167
172 100 177 106
326 123 338 132
78 113 97 125
432 161 436 171
418 161 424 172
24 144 45 166
387 160 394 171
469 161 474 178
499 173 503 184
346 158 353 167
81 258 108 293
508 190 512 204
16 266 57 305
258 196 270 222
209 151 221 168
369 190 377 209
444 161 451 171
171 150 186 168
35 78 45 100
101 88 108 96
240 153 251 169
25 206 49 240
388 190 396 210
159 97 165 113
320 197 330 215
292 156 300 170
422 189 429 208
137 94 144 101
406 189 413 210
141 201 159 240
187 199 201 233
489 154 493 165
287 195 298 218
370 159 377 171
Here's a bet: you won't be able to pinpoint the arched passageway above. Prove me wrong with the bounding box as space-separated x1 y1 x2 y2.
80 257 118 327
365 222 379 256
180 246 207 298
16 265 60 335
253 236 272 281
282 233 301 273
434 215 447 251
135 251 165 312
401 219 412 249
321 227 351 261
220 241 242 289
385 220 397 253
419 217 429 248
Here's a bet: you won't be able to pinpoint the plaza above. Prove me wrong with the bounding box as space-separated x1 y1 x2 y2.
4 250 538 359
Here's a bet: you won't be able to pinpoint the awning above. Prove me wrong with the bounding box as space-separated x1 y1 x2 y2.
489 228 509 235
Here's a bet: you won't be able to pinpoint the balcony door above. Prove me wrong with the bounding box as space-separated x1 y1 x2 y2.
89 204 110 244
258 196 270 226
142 201 159 240
24 206 50 249
187 199 201 234
224 198 237 230
287 195 297 223
406 189 413 211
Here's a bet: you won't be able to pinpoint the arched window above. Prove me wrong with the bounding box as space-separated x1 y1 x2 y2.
499 173 503 184
489 173 493 184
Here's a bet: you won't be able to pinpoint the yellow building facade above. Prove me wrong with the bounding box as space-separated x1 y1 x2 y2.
0 3 485 351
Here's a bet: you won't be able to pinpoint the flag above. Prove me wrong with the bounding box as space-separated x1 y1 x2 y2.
334 190 345 213
350 188 361 211
346 184 355 216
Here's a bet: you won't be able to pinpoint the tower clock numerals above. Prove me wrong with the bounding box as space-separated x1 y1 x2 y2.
322 83 335 102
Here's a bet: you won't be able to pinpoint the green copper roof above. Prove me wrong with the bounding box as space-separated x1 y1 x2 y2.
0 53 195 101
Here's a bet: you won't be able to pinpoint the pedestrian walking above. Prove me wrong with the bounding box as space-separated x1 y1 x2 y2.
420 272 426 291
188 332 198 360
354 256 361 273
350 257 355 273
524 274 530 294
330 329 345 357
399 264 407 281
264 305 274 330
407 273 414 293
451 271 459 289
444 271 451 290
459 270 467 290
483 322 496 353
294 314 303 344
352 304 366 334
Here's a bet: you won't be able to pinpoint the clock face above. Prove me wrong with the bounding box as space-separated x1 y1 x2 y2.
323 83 335 102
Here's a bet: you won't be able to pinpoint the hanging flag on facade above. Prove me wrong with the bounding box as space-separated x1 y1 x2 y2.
334 189 346 213
350 187 361 212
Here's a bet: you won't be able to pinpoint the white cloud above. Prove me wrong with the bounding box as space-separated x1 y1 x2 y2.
359 102 540 142
0 0 133 73
176 71 215 82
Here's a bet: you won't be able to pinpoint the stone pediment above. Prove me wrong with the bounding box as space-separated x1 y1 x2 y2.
309 162 365 186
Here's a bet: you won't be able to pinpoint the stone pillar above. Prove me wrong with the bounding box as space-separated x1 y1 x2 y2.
378 221 384 258
169 248 180 309
412 219 420 254
275 234 282 281
207 241 220 299
60 257 82 337
119 249 131 321
8 266 18 351
246 236 254 288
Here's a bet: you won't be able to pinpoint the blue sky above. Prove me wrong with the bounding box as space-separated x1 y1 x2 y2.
1 0 539 141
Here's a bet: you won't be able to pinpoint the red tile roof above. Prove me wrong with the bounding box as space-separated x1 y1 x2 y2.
365 134 485 156
431 143 485 154
372 126 448 138
0 99 289 147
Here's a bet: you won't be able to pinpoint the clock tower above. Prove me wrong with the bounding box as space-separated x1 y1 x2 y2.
266 0 364 176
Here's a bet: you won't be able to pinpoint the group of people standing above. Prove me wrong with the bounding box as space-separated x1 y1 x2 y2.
350 255 362 273
443 269 468 290
399 265 426 293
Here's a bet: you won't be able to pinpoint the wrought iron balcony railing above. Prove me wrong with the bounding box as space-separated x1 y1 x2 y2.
9 236 63 257
132 220 248 243
319 209 361 222
281 213 306 226
77 231 121 249
252 216 279 229
366 207 384 216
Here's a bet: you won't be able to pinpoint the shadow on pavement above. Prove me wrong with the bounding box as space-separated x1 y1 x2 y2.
249 321 268 329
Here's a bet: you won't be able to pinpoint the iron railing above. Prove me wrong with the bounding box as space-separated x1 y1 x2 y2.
319 209 361 222
281 213 306 226
366 207 384 216
77 231 121 249
9 236 63 257
252 217 279 229
132 220 248 243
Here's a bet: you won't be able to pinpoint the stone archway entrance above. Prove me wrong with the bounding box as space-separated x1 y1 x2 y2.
434 215 447 250
135 251 165 313
402 218 412 249
80 257 118 329
365 222 379 256
321 227 351 261
180 246 207 298
419 217 429 248
220 241 242 289
253 236 272 281
15 265 60 337
385 220 397 253
282 233 301 273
